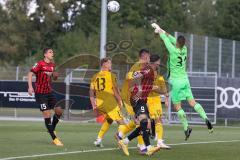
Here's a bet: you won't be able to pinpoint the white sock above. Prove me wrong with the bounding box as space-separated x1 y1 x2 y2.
123 138 129 144
157 139 163 144
97 138 102 143
118 132 124 138
139 144 146 150
147 145 152 151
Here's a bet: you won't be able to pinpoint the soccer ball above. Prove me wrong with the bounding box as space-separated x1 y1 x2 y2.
107 1 120 13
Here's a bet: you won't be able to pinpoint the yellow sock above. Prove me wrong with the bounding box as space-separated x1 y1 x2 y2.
137 135 145 145
118 120 136 136
155 122 163 140
97 120 111 139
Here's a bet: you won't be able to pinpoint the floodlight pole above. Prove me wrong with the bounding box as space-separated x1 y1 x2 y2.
100 0 107 59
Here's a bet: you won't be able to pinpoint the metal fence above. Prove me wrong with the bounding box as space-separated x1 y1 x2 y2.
175 32 240 78
0 32 240 80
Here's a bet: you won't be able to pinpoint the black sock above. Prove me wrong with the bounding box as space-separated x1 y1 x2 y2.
52 114 60 131
151 119 155 137
44 118 56 140
140 119 150 146
127 127 141 141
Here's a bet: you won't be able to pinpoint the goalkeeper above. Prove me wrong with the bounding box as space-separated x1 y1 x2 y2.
151 23 213 140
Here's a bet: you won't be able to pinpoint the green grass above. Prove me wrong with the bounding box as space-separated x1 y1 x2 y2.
0 121 240 160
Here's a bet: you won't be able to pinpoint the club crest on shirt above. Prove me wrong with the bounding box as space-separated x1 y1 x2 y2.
33 63 38 68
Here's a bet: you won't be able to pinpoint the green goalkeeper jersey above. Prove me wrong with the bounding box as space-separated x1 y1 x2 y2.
160 33 188 79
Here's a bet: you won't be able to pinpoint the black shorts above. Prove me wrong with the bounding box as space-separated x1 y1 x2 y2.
130 99 149 117
35 93 57 111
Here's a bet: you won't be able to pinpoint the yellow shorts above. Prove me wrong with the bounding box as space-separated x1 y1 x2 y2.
103 107 123 121
147 102 162 119
123 100 135 116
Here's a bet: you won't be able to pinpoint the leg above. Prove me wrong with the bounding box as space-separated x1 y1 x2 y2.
36 93 63 146
95 118 113 147
117 101 137 139
174 103 189 131
189 99 208 120
155 116 171 149
188 99 213 132
42 110 57 141
150 119 155 139
52 107 63 131
174 103 192 141
117 119 136 139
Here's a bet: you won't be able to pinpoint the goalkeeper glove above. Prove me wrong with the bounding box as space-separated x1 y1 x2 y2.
151 23 166 34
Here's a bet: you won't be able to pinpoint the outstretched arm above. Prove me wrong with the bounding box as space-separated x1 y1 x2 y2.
159 33 177 54
166 33 177 45
151 23 177 54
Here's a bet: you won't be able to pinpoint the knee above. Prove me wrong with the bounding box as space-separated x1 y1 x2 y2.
106 118 113 124
188 99 196 107
138 114 148 121
55 107 63 116
140 119 148 130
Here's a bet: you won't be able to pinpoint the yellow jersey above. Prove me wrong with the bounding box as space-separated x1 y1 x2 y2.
90 70 118 112
147 75 166 105
121 62 143 101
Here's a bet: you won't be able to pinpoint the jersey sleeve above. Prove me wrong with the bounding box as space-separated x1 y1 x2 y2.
167 34 177 45
160 33 178 55
157 76 166 89
126 63 141 80
30 61 41 73
90 74 96 90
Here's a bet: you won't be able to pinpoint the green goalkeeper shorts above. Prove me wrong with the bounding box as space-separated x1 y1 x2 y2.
169 78 194 104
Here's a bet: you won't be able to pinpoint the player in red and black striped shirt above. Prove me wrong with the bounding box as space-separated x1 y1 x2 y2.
28 48 63 146
118 54 162 156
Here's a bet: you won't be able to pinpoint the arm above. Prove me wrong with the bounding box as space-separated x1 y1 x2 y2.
159 33 178 54
151 23 177 54
89 76 97 110
158 76 169 108
113 86 123 107
28 72 34 96
166 33 177 45
152 76 169 97
112 74 123 107
152 85 168 94
52 72 59 81
89 88 97 110
28 61 41 95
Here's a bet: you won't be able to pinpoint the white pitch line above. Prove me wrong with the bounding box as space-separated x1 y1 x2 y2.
0 140 240 160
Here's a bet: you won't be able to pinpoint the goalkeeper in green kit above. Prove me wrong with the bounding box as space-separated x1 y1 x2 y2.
151 23 213 140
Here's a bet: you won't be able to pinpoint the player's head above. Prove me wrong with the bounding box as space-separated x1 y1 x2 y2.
100 57 112 71
43 48 54 60
176 35 186 49
150 54 160 71
139 49 150 63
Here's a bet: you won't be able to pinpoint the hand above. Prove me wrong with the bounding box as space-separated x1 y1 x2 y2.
151 23 166 34
92 103 97 111
152 85 159 90
28 87 34 96
118 100 123 108
52 72 59 80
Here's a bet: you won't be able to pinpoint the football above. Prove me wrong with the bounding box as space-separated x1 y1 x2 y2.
107 1 120 13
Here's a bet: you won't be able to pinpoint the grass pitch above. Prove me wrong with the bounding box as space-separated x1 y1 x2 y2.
0 121 239 160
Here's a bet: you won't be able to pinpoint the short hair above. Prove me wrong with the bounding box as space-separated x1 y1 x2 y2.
100 57 112 66
177 35 185 48
139 48 150 58
150 54 160 63
43 47 52 55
